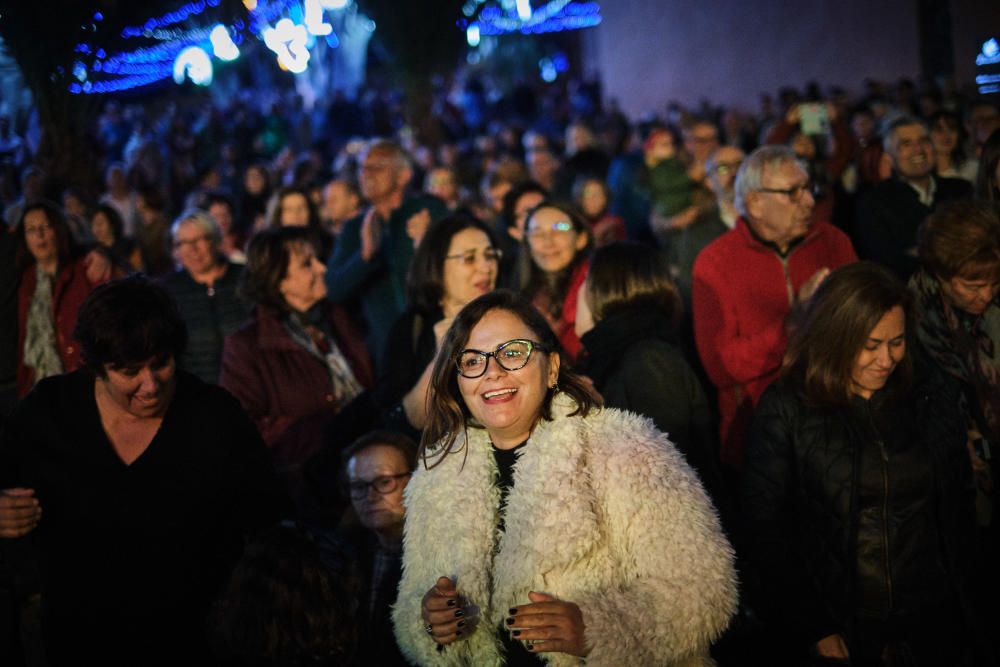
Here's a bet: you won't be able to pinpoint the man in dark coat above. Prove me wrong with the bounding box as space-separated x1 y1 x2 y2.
856 116 972 279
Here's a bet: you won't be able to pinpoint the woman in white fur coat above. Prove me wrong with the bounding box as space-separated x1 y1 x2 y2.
392 289 737 666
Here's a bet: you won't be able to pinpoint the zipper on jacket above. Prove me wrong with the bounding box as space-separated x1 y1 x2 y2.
866 403 894 610
779 256 794 305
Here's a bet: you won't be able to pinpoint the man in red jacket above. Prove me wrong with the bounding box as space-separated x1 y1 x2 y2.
693 146 857 467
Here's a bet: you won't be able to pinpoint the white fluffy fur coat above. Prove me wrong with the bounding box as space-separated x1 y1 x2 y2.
392 395 738 666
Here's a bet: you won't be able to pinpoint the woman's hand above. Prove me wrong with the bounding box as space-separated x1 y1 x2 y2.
507 591 590 657
0 488 42 538
421 576 474 646
815 633 850 660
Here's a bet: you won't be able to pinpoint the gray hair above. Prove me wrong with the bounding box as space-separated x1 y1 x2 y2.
171 208 222 246
882 114 927 153
362 138 412 173
734 145 802 218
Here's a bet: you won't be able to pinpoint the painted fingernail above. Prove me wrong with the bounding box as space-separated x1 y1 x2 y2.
505 617 515 626
512 630 521 637
454 609 465 618
456 630 463 637
447 599 457 607
457 620 466 628
509 607 518 615
527 644 535 651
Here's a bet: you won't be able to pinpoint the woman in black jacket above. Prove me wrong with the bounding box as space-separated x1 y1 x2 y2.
576 242 724 506
741 262 988 666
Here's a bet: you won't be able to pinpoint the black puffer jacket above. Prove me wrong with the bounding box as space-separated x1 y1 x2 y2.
741 372 982 655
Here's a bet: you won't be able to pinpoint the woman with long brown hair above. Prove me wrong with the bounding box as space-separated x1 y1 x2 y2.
742 262 989 666
392 289 736 666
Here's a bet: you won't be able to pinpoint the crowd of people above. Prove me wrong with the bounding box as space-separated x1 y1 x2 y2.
0 72 998 666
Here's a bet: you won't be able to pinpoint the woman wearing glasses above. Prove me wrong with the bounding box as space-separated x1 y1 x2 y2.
374 213 501 433
392 290 736 666
516 202 592 362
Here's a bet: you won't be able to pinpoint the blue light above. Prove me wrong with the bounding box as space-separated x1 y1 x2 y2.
210 24 240 61
516 0 532 20
466 23 481 47
93 12 103 22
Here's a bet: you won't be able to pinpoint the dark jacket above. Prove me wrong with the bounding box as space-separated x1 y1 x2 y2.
220 303 373 518
856 174 972 279
160 262 251 384
741 374 986 660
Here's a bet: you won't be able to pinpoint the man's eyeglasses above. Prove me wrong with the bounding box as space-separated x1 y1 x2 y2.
445 248 502 266
756 182 818 202
348 472 411 499
173 234 211 249
711 161 743 175
455 339 547 379
527 220 575 241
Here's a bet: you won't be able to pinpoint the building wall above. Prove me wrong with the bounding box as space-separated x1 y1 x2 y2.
585 0 923 116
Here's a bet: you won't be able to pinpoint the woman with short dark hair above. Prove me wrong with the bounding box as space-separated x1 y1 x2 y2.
221 226 372 518
393 289 736 665
0 275 288 664
742 262 989 665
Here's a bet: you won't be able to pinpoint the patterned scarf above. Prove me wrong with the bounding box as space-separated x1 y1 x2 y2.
910 269 1000 438
23 265 64 385
285 308 363 407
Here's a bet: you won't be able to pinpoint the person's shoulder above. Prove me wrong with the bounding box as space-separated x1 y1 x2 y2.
934 174 974 199
693 225 742 267
174 370 247 415
15 370 91 420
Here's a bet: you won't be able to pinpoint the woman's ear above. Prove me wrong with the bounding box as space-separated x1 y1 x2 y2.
547 351 561 388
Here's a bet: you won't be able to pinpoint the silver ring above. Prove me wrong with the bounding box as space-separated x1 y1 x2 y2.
425 623 434 635
525 639 544 646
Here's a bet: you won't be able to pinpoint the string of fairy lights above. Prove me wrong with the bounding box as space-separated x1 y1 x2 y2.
67 0 601 94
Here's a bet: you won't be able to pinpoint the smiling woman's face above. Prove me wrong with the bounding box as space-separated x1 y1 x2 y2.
457 308 559 449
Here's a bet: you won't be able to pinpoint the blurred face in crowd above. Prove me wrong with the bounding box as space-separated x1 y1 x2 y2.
644 131 676 165
850 306 905 399
426 167 459 205
527 149 559 187
577 179 608 219
791 133 817 162
707 146 745 201
940 271 999 316
851 111 876 142
359 147 410 207
99 356 177 420
173 219 218 278
323 181 360 229
746 159 814 251
347 444 411 538
91 211 115 247
279 241 327 312
930 117 959 158
208 201 233 235
969 104 1000 146
887 123 933 182
511 190 545 239
63 192 87 220
106 166 127 194
441 227 498 316
487 181 512 216
23 208 57 268
684 122 720 164
456 308 559 449
244 166 267 196
526 206 587 275
279 192 310 227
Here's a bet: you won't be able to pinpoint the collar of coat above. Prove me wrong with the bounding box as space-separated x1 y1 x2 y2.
405 393 602 622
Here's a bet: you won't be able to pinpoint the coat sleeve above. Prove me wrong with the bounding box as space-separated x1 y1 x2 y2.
692 253 787 390
325 213 385 304
740 386 840 646
575 419 738 665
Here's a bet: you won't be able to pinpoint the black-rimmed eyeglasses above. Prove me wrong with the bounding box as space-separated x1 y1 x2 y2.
455 339 547 379
348 473 411 499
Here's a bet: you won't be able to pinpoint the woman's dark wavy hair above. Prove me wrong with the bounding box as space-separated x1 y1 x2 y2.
93 203 126 244
14 200 76 275
500 180 548 231
515 200 592 322
209 522 357 666
420 289 602 468
241 226 320 313
73 275 188 378
406 212 499 313
782 262 913 407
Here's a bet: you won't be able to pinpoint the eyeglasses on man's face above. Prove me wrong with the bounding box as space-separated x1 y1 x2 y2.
348 472 411 499
455 338 547 378
445 248 502 266
756 182 818 202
